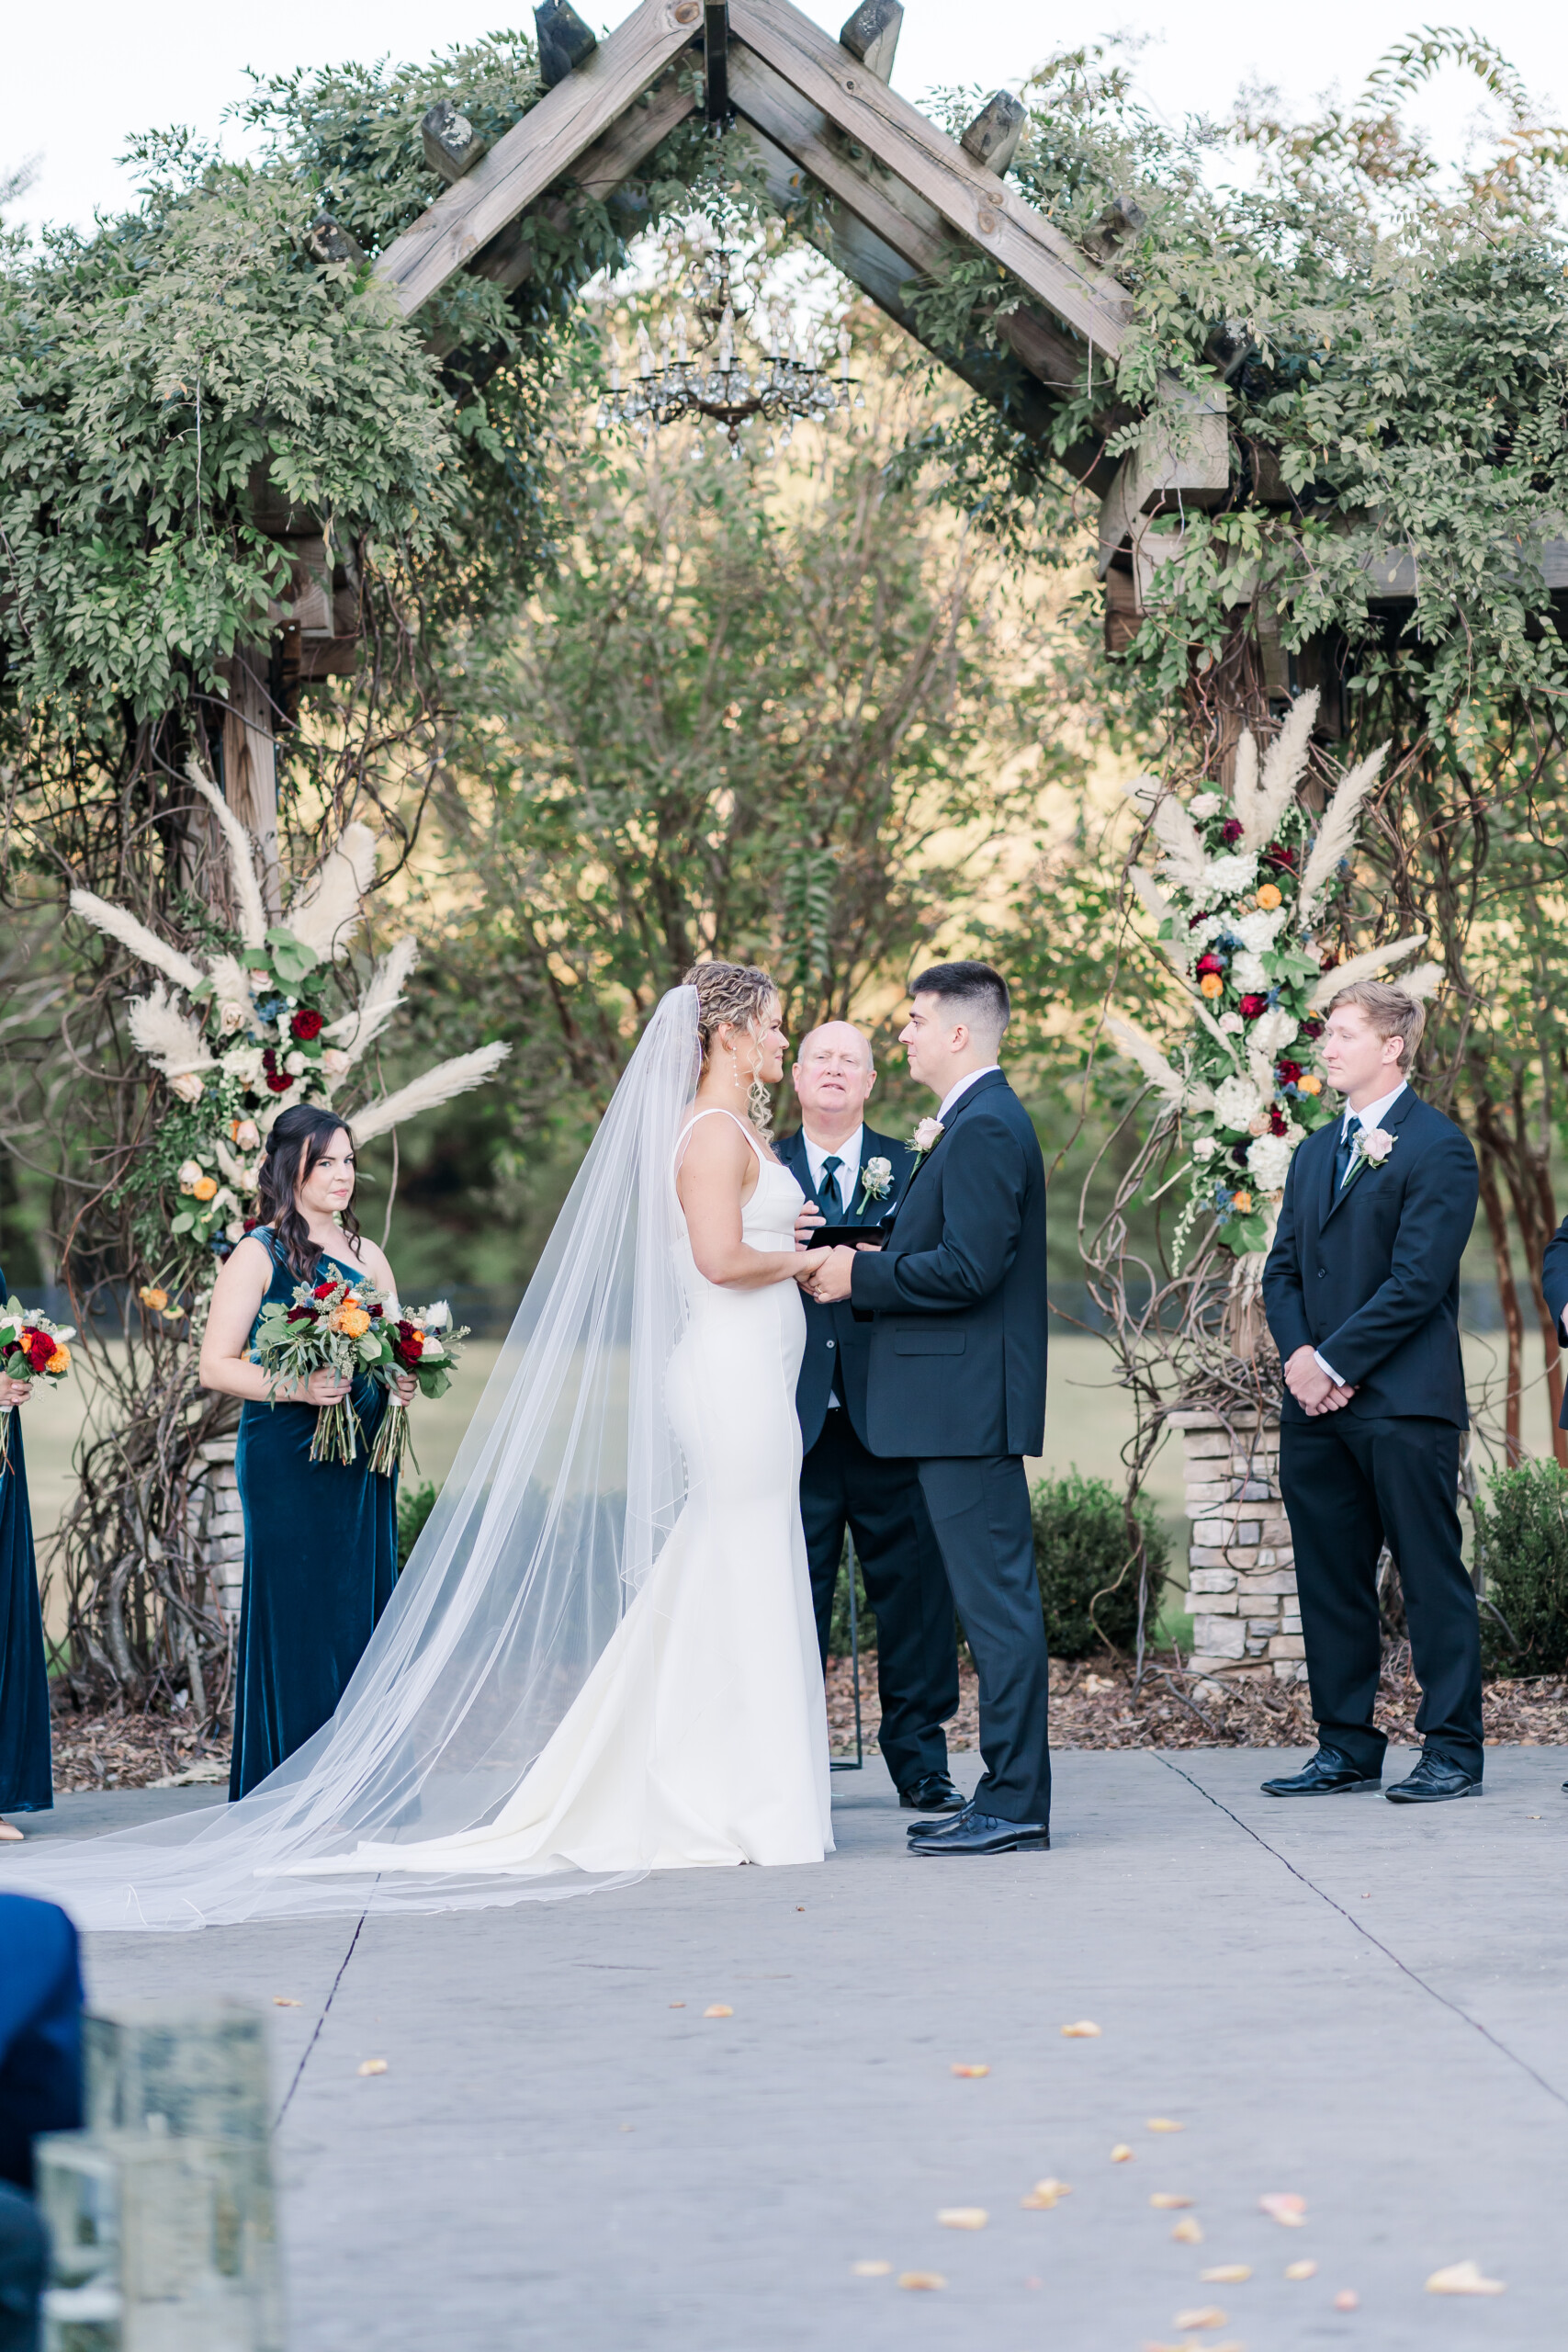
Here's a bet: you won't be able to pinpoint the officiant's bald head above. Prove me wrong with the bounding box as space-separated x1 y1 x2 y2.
793 1021 877 1133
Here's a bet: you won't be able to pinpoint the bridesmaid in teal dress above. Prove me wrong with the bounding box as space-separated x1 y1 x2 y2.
198 1106 416 1801
0 1259 52 1838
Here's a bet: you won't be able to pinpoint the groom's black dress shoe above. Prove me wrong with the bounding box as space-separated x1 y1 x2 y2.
908 1811 1049 1856
899 1773 966 1813
907 1801 974 1839
1385 1754 1482 1804
1260 1748 1382 1797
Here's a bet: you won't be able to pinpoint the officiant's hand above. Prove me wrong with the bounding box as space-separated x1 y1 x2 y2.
795 1203 826 1250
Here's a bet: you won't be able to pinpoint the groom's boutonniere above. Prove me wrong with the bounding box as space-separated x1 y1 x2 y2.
857 1156 893 1211
1346 1125 1397 1187
909 1117 943 1162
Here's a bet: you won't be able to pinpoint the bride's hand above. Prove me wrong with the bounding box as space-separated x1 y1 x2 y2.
792 1248 832 1288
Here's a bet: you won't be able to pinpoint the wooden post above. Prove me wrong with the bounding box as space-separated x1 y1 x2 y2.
220 648 281 920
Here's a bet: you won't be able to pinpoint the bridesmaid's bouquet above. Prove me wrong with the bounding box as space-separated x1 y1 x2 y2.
251 1270 388 1465
365 1300 469 1479
0 1297 73 1473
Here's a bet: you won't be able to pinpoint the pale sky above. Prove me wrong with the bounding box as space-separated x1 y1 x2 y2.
7 0 1565 236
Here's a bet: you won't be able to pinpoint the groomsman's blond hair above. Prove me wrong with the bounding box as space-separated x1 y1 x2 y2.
1326 979 1425 1067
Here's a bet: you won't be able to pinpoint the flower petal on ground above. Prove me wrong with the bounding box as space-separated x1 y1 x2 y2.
1111 2143 1135 2162
1147 2118 1184 2132
1151 2193 1195 2209
897 2271 945 2290
1020 2179 1071 2209
1060 2020 1102 2037
1258 2193 1306 2226
1334 2290 1359 2311
272 1997 301 2007
356 2059 388 2076
703 2005 733 2018
1427 2261 1505 2295
1201 2267 1251 2283
937 2208 987 2230
1284 2261 1317 2280
851 2261 891 2277
1174 2308 1227 2329
1171 2218 1204 2245
950 2063 989 2076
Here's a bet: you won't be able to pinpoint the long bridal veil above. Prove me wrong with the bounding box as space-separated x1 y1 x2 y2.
10 988 703 1928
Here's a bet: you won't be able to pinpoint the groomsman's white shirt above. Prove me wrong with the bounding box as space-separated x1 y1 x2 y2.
803 1123 863 1212
1314 1079 1408 1386
938 1065 1000 1124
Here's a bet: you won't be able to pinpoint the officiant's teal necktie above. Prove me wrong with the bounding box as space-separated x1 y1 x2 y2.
818 1156 843 1216
1334 1117 1359 1192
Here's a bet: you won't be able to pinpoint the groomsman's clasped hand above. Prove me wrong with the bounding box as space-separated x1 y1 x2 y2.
1281 1349 1355 1416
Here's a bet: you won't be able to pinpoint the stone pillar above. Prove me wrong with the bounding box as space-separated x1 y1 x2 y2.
190 1437 244 1623
1168 1407 1306 1686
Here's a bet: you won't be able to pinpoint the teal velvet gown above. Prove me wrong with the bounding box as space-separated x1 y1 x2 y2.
229 1228 399 1801
0 1261 52 1815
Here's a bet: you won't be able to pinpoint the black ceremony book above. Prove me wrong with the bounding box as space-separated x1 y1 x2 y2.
808 1219 896 1246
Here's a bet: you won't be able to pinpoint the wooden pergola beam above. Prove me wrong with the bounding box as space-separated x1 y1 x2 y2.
728 0 1133 356
377 0 705 316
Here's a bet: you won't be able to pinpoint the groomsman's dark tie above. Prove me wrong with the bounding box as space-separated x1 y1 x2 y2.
817 1156 843 1216
1334 1117 1359 1193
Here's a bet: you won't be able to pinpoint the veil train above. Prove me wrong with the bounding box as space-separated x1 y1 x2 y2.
7 989 703 1928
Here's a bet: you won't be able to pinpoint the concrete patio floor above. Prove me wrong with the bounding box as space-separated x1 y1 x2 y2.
18 1741 1567 2349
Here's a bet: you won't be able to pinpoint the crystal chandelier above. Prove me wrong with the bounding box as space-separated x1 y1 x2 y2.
596 249 861 458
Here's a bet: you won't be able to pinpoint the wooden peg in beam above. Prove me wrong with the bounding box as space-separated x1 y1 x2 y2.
960 91 1026 177
304 218 367 267
839 0 901 83
536 0 599 89
422 99 491 183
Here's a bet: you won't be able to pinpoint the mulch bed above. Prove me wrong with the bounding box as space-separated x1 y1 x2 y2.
40 1658 1568 1795
827 1651 1568 1756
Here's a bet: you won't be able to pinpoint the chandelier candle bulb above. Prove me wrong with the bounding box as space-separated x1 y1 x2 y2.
637 323 654 378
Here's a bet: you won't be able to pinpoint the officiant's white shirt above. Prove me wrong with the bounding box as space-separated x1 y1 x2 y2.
938 1065 999 1124
1314 1079 1407 1387
803 1123 863 1207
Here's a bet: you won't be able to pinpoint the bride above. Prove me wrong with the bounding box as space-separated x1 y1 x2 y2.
6 966 836 1928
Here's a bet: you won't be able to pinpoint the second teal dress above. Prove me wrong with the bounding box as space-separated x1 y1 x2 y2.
0 1258 51 1815
229 1229 399 1801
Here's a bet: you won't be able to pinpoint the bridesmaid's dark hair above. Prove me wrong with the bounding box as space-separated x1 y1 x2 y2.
256 1105 364 1281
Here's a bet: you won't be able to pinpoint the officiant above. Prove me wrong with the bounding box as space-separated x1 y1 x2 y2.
778 1024 962 1812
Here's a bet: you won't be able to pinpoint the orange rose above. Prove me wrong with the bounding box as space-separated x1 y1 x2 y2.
1257 883 1283 910
44 1346 70 1375
138 1284 169 1311
1198 972 1224 999
1299 1073 1323 1094
1232 1189 1254 1213
331 1304 371 1339
191 1176 219 1202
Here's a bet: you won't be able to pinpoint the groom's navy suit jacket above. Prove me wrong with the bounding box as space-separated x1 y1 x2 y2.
1261 1087 1476 1427
774 1123 917 1453
848 1071 1048 1460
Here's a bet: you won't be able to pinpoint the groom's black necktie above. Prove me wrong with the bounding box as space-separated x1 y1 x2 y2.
1333 1117 1359 1193
817 1156 843 1217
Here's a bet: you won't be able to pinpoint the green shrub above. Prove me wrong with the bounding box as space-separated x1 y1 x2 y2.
397 1480 438 1574
826 1542 875 1657
1031 1471 1169 1659
1473 1459 1568 1676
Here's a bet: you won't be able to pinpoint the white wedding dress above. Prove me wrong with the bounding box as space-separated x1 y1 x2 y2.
291 1112 833 1878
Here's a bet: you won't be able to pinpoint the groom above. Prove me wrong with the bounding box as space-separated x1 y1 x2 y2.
807 963 1052 1856
1260 980 1483 1802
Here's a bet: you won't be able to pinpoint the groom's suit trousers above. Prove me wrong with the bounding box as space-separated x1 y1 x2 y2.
917 1455 1052 1826
1279 1415 1483 1778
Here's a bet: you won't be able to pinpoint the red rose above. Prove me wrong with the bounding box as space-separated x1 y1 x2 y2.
1319 948 1340 973
286 1305 316 1323
1221 819 1244 844
1269 1107 1288 1136
403 1334 424 1361
313 1281 337 1298
265 1070 294 1093
1300 1016 1325 1040
243 1216 258 1233
1231 1140 1252 1167
1195 953 1224 977
1276 1058 1303 1085
1187 909 1213 930
290 1008 325 1042
1238 994 1268 1020
1264 842 1297 869
24 1329 54 1373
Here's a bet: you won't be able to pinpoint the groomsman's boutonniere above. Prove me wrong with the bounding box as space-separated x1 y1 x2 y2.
1345 1125 1397 1188
909 1117 944 1163
857 1156 893 1211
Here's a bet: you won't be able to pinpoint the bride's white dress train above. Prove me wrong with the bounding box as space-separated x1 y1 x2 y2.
292 1113 832 1878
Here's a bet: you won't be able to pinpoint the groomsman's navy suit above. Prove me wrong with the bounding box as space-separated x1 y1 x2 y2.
0 1894 84 2352
1262 1085 1483 1777
774 1124 958 1793
1536 1223 1568 1430
847 1071 1052 1826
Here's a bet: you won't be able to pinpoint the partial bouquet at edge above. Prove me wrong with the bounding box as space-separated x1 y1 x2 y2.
366 1300 469 1479
0 1297 73 1472
251 1270 388 1466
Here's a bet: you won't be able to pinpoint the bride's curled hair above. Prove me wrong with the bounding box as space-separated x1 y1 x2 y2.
682 960 778 1137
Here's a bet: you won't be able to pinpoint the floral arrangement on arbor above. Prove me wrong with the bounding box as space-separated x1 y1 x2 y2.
1107 695 1440 1279
71 763 508 1298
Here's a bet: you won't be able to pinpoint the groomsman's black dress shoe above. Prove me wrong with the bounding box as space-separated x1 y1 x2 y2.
1259 1748 1382 1797
899 1772 966 1813
1385 1754 1482 1804
908 1811 1049 1856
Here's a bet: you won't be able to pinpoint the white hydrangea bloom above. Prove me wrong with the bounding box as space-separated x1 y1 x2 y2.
1231 951 1269 992
1190 791 1223 818
1188 913 1227 946
220 1045 265 1085
1232 907 1287 954
1213 1075 1265 1132
1191 1136 1218 1163
1247 1132 1295 1193
1201 852 1260 898
1218 1012 1245 1035
1250 1008 1299 1057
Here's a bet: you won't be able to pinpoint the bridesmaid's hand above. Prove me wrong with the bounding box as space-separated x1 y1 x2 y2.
301 1367 353 1407
0 1376 31 1408
392 1373 418 1405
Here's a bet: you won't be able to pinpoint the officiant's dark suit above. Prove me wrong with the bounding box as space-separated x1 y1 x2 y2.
1262 1085 1483 1782
848 1070 1052 1828
775 1124 959 1797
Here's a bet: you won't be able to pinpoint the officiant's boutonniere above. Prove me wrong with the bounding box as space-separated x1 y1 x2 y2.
857 1156 893 1210
909 1117 943 1163
1345 1125 1397 1188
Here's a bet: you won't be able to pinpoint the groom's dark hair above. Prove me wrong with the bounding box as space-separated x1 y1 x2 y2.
910 960 1010 1047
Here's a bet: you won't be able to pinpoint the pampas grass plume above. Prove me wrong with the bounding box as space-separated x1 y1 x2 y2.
352 1044 512 1143
286 823 378 961
184 761 268 950
127 983 217 1077
69 891 208 995
1309 932 1427 1011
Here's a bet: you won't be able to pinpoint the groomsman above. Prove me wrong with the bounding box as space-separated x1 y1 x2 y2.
777 1023 963 1813
1260 981 1483 1803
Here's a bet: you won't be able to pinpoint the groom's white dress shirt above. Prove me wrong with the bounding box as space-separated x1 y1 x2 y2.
803 1123 863 1212
937 1065 1000 1125
1314 1080 1407 1386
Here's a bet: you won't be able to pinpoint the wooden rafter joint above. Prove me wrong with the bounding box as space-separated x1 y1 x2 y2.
422 99 491 183
304 218 367 268
960 91 1026 178
838 0 901 83
536 0 601 88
